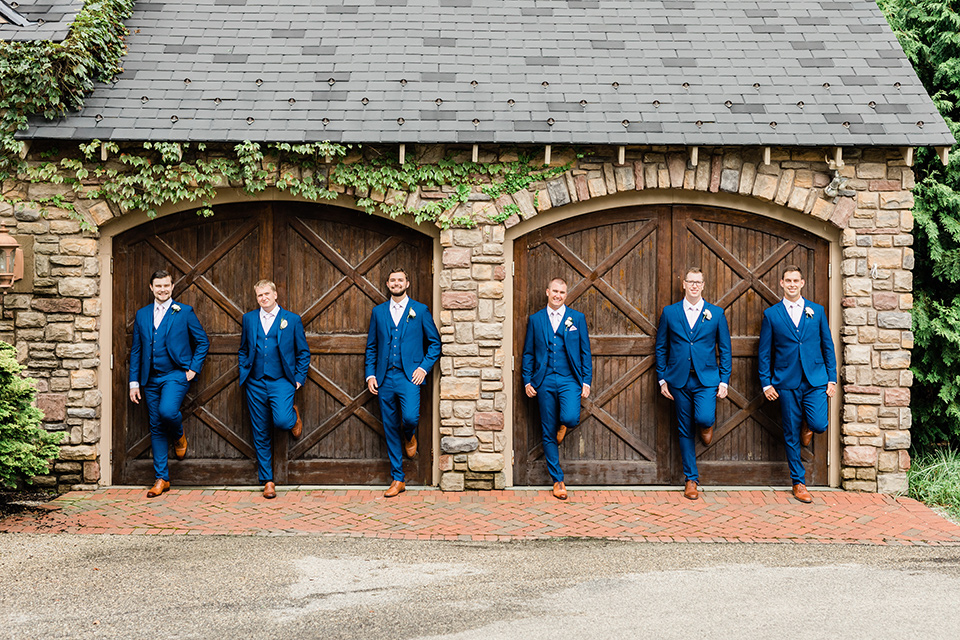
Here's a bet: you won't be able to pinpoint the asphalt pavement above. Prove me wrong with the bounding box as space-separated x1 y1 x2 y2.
3 534 960 640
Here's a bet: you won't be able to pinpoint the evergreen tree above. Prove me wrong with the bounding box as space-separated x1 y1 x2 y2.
879 0 960 450
0 341 62 488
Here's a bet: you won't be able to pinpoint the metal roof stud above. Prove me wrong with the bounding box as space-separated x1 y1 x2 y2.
546 118 555 126
289 98 296 105
724 100 732 108
797 101 804 108
435 98 442 106
141 96 149 104
171 115 179 123
542 81 549 88
214 98 222 105
95 114 103 122
507 99 515 106
400 78 407 86
769 121 777 128
327 78 335 86
612 82 619 89
653 100 660 108
322 118 330 126
753 82 761 90
184 78 191 85
917 121 924 128
682 82 690 89
473 118 481 126
247 117 254 124
695 120 703 127
361 97 369 105
579 100 587 107
397 117 405 125
842 121 850 128
823 82 830 89
256 78 264 86
894 82 901 89
868 101 876 108
471 80 478 87
621 119 629 127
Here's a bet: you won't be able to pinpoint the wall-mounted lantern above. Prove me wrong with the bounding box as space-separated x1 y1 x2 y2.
0 224 24 292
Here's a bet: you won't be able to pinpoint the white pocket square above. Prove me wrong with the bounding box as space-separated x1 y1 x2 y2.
568 326 577 331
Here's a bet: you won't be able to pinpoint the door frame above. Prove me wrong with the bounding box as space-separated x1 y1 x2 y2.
503 190 843 487
97 190 442 486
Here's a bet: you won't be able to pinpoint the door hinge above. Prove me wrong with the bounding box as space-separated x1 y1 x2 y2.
828 263 832 278
511 356 515 371
110 354 114 369
511 263 515 276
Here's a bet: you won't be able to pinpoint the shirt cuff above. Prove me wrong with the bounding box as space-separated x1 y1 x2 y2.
129 382 139 389
718 382 727 389
658 379 666 386
365 375 376 383
762 385 773 392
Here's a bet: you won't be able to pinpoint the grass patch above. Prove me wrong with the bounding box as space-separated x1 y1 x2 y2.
908 448 960 522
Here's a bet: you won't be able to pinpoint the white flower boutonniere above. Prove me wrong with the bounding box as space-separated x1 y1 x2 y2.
279 318 288 330
702 309 712 321
171 304 181 313
408 308 416 320
564 317 574 330
805 307 814 318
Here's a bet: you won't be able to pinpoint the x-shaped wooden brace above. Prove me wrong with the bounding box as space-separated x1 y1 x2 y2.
545 218 660 335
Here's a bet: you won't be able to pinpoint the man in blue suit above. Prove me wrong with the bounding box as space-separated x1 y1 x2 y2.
129 270 209 498
365 268 441 498
521 277 592 500
655 268 732 500
758 265 837 503
238 279 310 499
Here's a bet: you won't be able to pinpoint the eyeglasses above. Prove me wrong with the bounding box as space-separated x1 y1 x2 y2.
684 280 704 286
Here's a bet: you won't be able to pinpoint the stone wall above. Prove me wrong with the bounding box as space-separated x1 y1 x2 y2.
1 144 916 493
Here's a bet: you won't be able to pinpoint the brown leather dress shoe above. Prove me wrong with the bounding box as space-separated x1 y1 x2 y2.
800 425 813 447
792 483 813 503
146 479 170 498
403 434 417 458
552 482 568 500
683 480 700 500
263 482 277 499
174 434 187 460
700 426 714 446
556 425 568 444
291 406 302 439
384 480 405 498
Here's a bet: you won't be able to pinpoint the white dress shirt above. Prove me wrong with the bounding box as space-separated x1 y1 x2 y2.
260 305 280 334
153 299 172 329
684 299 704 330
783 298 805 327
390 296 409 326
548 305 566 333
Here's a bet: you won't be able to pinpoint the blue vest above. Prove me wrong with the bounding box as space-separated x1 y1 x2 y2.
546 325 574 378
150 320 176 376
252 319 284 380
387 318 403 371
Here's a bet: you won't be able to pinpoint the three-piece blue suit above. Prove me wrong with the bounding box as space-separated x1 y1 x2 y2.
129 301 209 481
238 307 310 483
758 298 837 484
655 301 732 482
521 307 593 483
365 298 441 482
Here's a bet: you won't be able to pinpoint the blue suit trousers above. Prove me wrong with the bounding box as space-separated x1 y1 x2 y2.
536 372 582 483
379 368 421 482
670 371 716 483
779 377 829 484
143 370 190 481
244 376 297 483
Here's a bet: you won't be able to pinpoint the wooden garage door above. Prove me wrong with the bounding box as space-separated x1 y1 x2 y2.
112 202 434 486
513 205 829 486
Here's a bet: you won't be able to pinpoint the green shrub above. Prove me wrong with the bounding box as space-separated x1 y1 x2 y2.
908 448 960 521
0 342 63 488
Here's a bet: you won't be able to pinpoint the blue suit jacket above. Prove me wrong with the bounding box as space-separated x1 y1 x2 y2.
237 307 311 387
758 298 837 390
364 299 442 385
655 301 732 388
521 307 593 389
129 301 209 386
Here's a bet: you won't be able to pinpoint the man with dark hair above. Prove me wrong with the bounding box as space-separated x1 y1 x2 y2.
238 279 310 499
521 277 592 500
655 267 732 500
758 264 837 503
365 268 441 497
129 270 209 498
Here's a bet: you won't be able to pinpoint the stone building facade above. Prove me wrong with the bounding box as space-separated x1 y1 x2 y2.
2 142 916 493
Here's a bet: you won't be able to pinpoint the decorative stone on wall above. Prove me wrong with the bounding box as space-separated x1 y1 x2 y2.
2 144 917 493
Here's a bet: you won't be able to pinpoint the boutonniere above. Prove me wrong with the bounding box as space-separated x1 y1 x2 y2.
564 317 574 330
407 308 416 320
171 304 181 313
805 307 814 318
279 318 288 330
702 309 712 322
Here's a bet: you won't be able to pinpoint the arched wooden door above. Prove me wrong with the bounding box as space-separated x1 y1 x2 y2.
112 202 434 486
513 204 830 486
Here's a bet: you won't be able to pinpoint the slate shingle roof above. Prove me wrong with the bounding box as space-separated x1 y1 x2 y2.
0 0 83 42
14 0 955 146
